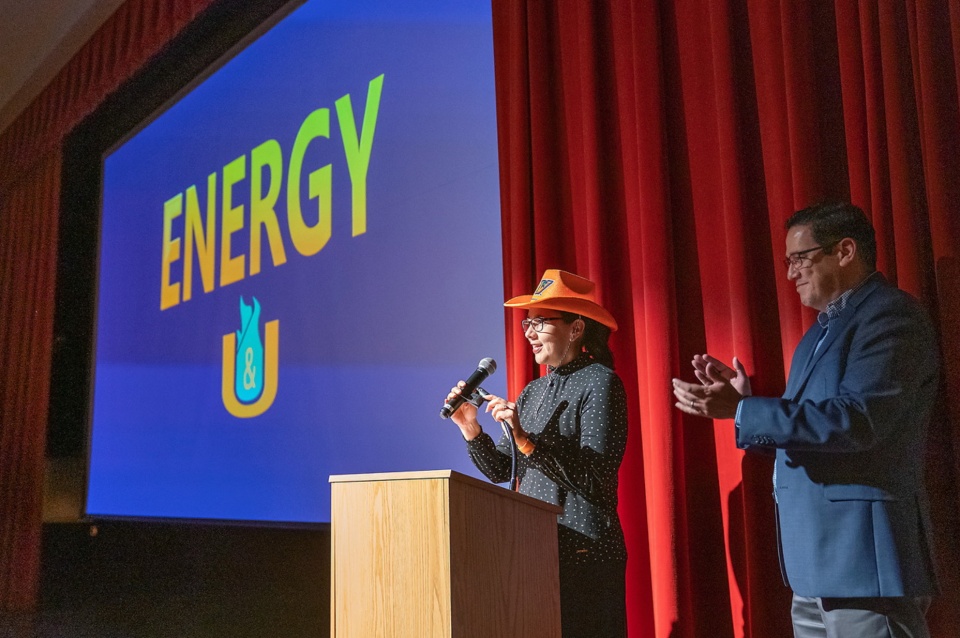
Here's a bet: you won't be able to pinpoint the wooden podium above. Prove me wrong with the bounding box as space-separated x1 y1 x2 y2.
329 470 562 638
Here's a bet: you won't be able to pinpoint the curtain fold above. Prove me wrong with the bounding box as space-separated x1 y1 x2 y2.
0 151 61 611
491 1 959 636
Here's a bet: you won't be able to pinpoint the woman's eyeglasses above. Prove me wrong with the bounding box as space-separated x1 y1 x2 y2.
520 316 565 332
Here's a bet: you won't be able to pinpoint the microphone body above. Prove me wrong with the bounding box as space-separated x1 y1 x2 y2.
440 358 497 419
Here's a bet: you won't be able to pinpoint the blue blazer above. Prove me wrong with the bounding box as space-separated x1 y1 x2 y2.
737 274 939 597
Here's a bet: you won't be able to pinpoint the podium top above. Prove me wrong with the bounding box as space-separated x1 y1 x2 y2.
329 469 562 514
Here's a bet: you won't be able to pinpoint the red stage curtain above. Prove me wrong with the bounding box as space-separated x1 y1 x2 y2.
0 152 61 611
491 1 960 637
0 0 216 612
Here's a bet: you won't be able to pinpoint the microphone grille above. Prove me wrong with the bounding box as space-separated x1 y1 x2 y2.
478 357 497 374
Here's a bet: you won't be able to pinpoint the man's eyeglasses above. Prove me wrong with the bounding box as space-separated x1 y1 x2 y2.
782 242 838 270
521 316 565 332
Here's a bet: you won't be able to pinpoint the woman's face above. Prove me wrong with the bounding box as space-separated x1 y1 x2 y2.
523 309 580 368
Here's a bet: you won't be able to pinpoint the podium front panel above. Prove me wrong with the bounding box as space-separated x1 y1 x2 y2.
330 470 561 638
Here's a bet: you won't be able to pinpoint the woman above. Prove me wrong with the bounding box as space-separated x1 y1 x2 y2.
445 269 628 638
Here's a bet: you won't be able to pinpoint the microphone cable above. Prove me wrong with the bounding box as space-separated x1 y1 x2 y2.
498 419 519 491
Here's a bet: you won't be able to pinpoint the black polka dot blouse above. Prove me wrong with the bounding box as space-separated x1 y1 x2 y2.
466 353 628 564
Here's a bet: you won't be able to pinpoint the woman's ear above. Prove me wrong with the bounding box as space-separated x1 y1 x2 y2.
571 317 585 341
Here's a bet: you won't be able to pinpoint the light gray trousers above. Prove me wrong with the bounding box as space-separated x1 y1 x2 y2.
791 593 932 638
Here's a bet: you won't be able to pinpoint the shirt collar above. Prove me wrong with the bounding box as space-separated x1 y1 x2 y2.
547 352 592 375
817 270 880 327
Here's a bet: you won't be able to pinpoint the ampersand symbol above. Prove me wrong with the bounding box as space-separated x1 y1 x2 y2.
242 346 257 390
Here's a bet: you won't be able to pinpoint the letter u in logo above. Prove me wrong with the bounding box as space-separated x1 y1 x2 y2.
222 296 279 418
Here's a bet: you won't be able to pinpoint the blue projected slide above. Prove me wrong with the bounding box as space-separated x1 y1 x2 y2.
86 0 506 523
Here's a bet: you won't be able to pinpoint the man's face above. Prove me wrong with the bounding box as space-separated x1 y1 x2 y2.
785 224 843 312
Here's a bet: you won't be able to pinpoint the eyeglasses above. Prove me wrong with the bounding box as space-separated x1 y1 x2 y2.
782 242 838 270
521 316 565 332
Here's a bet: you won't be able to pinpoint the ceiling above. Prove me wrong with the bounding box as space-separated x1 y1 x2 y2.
0 0 127 135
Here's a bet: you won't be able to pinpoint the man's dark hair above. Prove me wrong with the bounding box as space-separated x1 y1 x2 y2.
786 201 877 270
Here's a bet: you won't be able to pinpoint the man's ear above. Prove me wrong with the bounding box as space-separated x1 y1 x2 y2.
836 237 858 266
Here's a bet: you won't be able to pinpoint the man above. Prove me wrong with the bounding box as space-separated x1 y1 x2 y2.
672 202 939 637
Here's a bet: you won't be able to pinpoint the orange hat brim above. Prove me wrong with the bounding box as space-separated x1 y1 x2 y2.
504 295 618 331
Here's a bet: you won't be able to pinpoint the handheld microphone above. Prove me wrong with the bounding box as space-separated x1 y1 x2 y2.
440 358 497 419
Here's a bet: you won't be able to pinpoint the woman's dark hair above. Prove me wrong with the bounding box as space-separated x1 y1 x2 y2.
560 312 614 369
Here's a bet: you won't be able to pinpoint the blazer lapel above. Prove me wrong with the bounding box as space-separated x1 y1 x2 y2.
783 274 888 400
784 326 821 398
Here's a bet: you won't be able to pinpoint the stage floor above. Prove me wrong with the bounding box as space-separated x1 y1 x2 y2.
1 521 329 638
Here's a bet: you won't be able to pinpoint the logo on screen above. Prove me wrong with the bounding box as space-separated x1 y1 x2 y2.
221 296 279 418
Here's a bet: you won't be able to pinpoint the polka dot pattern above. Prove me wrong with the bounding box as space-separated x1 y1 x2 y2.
466 353 628 564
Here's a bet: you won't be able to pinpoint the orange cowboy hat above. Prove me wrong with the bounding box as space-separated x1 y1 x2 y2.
504 269 618 331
